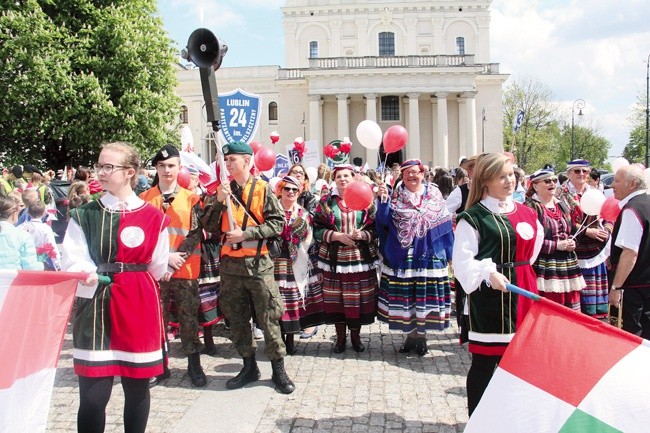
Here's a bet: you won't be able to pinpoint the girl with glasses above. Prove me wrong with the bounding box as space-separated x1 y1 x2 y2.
61 142 170 433
557 159 612 319
272 176 313 354
525 169 585 310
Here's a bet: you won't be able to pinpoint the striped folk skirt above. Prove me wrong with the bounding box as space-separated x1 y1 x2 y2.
534 251 585 311
377 255 452 334
580 262 609 319
274 257 303 334
299 244 326 328
317 243 379 329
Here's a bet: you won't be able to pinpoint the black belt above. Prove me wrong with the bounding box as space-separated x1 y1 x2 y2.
96 262 149 273
496 260 529 270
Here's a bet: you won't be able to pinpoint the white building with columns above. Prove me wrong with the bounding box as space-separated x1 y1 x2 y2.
175 0 508 169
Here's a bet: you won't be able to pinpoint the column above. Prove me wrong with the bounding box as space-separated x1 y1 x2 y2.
430 96 438 166
364 93 378 167
336 93 350 141
457 97 467 160
465 92 478 156
309 94 322 149
407 93 420 160
436 92 449 168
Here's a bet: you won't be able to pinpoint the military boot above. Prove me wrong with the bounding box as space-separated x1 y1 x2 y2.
226 356 261 389
271 358 295 394
187 352 207 387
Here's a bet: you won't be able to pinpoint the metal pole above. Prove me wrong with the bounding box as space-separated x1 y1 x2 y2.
481 107 486 153
645 54 650 168
571 99 585 161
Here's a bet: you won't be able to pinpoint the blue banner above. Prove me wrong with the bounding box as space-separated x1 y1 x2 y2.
274 154 290 177
218 88 261 144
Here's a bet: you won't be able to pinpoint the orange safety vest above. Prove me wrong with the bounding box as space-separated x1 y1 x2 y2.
221 178 269 258
140 186 202 279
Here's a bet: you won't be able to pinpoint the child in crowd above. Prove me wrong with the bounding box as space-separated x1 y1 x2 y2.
18 201 61 270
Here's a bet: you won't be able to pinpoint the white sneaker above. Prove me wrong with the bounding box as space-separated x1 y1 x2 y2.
252 324 264 340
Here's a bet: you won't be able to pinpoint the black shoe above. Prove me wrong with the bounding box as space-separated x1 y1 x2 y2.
416 337 428 357
187 353 207 387
333 338 346 353
285 342 297 356
398 337 416 354
202 345 217 356
350 329 365 353
271 358 295 394
226 356 261 389
149 367 171 388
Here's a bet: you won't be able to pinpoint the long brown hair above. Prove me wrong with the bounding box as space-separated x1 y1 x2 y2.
466 153 510 209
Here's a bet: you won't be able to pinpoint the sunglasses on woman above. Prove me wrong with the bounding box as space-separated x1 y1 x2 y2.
283 187 299 193
539 178 558 184
572 169 589 174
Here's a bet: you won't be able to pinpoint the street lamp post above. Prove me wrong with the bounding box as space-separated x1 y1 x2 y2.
571 99 585 160
481 107 486 153
645 54 650 168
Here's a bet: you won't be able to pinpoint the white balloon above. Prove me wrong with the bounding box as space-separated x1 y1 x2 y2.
306 166 318 183
580 188 606 216
268 176 282 191
356 120 382 150
611 157 629 174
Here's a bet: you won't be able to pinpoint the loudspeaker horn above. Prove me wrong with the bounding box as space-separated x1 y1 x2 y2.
186 28 228 70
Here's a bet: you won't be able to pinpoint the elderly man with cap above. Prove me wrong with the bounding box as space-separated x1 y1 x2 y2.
557 159 612 319
208 140 294 394
609 165 650 338
140 144 207 387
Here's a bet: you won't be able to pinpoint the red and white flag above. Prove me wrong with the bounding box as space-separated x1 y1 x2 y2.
465 295 650 432
0 271 79 433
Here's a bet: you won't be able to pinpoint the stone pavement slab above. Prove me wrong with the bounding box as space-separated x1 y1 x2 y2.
47 320 470 432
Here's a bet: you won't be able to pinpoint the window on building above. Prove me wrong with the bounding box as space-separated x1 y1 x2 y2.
180 105 188 124
381 96 400 121
268 102 278 121
378 32 395 56
309 41 318 58
456 37 465 55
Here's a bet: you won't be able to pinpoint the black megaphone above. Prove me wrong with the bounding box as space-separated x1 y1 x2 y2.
183 28 228 70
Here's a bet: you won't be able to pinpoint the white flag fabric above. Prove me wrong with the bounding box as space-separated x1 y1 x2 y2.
512 110 525 133
0 270 78 433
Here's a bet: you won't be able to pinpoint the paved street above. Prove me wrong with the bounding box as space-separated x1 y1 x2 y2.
46 320 470 433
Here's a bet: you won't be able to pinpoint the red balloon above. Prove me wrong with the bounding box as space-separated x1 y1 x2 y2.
250 141 263 154
177 167 191 189
600 196 621 222
383 125 409 154
343 180 374 211
270 132 280 144
255 147 277 172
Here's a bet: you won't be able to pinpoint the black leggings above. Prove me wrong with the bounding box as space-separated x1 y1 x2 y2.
78 376 150 433
466 353 501 416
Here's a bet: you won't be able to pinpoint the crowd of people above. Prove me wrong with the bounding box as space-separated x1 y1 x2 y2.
2 143 649 432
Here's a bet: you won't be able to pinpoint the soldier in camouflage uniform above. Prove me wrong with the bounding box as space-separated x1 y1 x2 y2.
209 140 295 394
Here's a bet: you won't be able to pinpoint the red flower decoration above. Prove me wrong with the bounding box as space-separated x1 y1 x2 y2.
339 142 352 154
293 138 306 159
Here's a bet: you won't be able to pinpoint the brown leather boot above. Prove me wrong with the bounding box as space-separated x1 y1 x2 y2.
350 328 365 352
333 323 347 353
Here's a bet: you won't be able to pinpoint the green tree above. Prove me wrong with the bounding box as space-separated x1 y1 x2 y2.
0 0 180 169
553 125 611 172
622 92 648 164
502 75 557 172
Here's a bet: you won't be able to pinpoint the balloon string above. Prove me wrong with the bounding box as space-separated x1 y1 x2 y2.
571 218 599 240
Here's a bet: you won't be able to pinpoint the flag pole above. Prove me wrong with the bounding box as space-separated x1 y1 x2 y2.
505 283 540 301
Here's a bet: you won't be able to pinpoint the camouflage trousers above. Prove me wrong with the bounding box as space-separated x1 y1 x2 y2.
160 278 203 356
219 258 286 360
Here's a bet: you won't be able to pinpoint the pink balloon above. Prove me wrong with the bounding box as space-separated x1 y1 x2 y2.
383 125 409 154
343 180 374 211
250 141 263 154
270 131 280 144
177 167 191 189
600 196 621 222
254 147 277 172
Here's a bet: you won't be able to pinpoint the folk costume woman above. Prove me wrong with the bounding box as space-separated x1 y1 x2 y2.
376 159 454 356
452 153 543 416
525 169 585 310
273 176 313 354
557 159 612 319
62 142 170 433
313 164 379 353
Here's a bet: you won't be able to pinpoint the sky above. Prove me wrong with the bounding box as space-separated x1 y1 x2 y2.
157 0 650 159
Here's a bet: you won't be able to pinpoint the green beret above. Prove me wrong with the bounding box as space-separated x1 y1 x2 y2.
151 144 180 165
222 141 253 156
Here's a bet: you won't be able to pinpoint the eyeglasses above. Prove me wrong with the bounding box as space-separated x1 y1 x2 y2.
403 170 423 177
572 169 590 174
283 187 299 193
94 163 130 174
290 170 305 176
540 178 558 184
